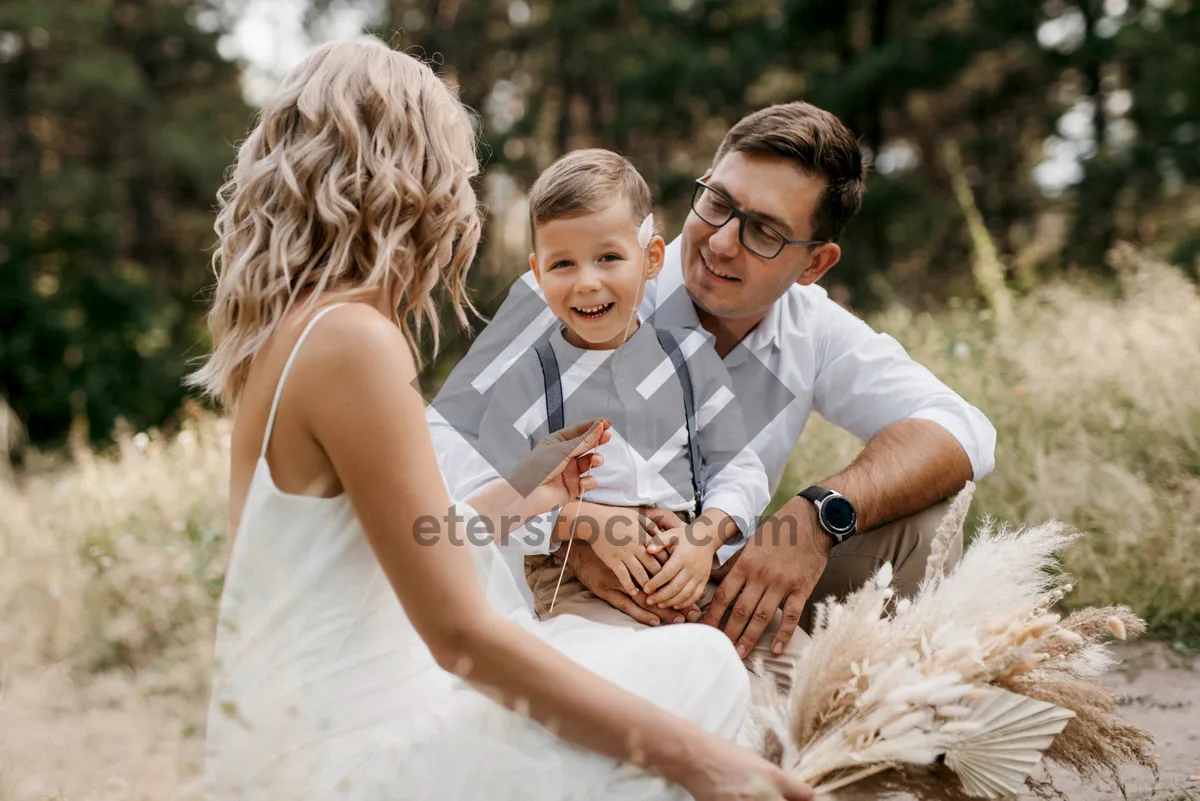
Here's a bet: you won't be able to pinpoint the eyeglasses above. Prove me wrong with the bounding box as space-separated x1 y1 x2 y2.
690 179 828 259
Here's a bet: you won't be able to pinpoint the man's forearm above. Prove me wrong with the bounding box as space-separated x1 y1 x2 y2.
821 418 972 532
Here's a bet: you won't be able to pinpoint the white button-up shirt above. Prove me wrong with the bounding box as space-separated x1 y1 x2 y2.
427 238 996 561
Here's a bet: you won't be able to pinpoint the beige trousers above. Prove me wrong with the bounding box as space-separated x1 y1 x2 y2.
525 499 960 693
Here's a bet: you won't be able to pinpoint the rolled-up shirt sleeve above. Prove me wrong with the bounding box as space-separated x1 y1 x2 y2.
705 447 770 566
811 300 996 480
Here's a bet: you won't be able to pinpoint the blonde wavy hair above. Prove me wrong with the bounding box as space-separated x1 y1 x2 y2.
188 39 481 406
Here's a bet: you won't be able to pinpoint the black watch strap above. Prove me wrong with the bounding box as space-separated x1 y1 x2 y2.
798 485 834 505
797 485 857 543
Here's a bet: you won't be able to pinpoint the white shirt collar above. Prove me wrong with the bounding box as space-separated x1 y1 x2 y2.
740 291 787 353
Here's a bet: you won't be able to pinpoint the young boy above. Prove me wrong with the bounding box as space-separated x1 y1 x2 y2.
472 149 769 619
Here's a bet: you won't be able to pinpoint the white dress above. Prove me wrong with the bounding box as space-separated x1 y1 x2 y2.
204 305 751 800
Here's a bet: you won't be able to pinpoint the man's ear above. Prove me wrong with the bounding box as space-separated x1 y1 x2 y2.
529 252 542 283
795 242 841 286
644 235 667 280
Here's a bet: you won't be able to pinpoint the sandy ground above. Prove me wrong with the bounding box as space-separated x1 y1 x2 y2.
0 643 1196 801
0 665 208 801
1048 643 1200 800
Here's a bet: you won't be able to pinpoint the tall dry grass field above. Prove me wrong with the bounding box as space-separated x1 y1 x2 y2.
0 416 230 688
778 246 1200 646
0 246 1197 799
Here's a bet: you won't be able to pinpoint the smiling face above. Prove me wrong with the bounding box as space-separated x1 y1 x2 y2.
530 199 664 350
680 150 842 341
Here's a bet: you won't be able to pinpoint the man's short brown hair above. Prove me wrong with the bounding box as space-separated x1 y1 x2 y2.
529 149 652 243
714 102 866 243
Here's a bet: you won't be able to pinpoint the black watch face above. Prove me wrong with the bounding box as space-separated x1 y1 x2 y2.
821 497 857 535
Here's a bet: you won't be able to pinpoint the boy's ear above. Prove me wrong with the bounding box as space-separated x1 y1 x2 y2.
644 235 667 281
529 252 542 283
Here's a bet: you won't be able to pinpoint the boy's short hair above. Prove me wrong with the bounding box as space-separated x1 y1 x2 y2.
713 102 866 243
529 149 652 242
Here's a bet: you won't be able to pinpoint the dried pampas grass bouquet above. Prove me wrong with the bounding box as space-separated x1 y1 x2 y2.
746 483 1155 799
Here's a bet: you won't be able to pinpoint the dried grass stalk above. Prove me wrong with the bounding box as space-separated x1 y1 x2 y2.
922 481 975 587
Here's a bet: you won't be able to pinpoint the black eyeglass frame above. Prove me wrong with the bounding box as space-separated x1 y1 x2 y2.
690 178 829 259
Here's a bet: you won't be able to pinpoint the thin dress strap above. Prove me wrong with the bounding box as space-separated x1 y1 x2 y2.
259 303 348 460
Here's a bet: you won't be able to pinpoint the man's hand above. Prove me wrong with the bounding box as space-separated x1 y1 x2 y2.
702 497 831 657
567 539 702 627
642 533 716 609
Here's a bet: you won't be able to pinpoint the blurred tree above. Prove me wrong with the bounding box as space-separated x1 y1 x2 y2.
0 0 251 449
4 0 1196 446
320 0 1198 307
1061 0 1200 273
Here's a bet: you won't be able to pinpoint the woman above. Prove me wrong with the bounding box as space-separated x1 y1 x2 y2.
193 39 813 801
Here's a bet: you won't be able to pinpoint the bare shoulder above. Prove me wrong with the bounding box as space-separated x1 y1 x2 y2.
274 303 424 437
297 303 418 384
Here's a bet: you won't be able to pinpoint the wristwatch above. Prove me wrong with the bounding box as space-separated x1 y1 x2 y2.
797 486 858 544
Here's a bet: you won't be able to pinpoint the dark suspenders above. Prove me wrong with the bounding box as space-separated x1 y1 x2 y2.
533 338 565 434
533 330 704 516
655 329 704 517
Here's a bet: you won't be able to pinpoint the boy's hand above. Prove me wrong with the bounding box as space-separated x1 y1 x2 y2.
640 506 687 563
566 542 702 626
642 534 717 609
643 513 724 606
643 509 739 609
585 512 666 597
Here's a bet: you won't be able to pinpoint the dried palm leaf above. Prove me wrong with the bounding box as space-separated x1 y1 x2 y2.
943 688 1074 798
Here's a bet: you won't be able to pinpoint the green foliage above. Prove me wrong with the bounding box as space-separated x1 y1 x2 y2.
0 0 251 449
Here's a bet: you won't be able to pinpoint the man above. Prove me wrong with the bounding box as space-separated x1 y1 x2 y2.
428 101 995 682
